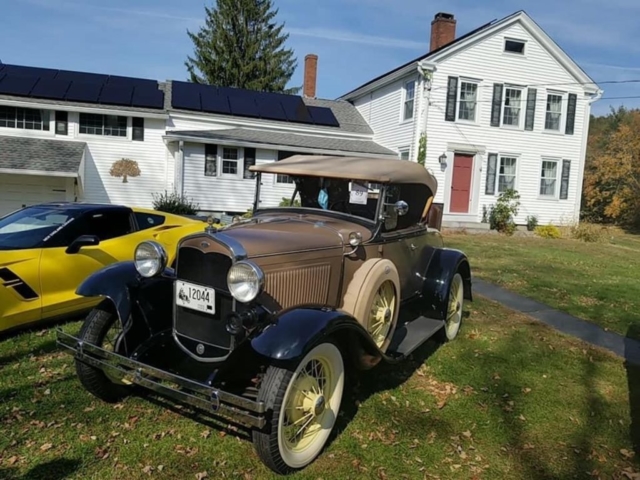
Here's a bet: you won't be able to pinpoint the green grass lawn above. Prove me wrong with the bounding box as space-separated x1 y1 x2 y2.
444 231 640 341
1 298 638 479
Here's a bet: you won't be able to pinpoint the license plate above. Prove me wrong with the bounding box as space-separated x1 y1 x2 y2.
175 280 216 315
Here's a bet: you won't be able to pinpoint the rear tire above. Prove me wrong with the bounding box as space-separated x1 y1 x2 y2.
252 341 345 474
438 272 464 342
75 301 130 403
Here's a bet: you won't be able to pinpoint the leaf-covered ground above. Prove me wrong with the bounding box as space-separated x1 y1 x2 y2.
1 297 639 479
445 231 640 340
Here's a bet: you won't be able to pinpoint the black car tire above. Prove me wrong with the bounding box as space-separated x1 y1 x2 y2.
75 301 130 403
252 340 345 475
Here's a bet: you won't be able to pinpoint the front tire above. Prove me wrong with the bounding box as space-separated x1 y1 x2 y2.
441 272 464 341
252 341 345 475
75 301 130 403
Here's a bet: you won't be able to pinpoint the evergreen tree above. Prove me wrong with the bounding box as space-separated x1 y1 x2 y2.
185 0 299 94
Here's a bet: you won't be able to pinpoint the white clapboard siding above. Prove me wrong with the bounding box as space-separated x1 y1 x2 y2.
424 22 586 225
352 74 417 158
181 144 295 214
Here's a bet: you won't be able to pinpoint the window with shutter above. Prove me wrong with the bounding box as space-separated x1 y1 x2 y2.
204 144 217 177
244 147 256 179
490 84 503 127
445 76 458 122
525 88 537 131
565 93 577 135
560 159 571 199
485 153 498 195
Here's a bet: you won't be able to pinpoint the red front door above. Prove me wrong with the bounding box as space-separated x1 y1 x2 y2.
450 154 474 213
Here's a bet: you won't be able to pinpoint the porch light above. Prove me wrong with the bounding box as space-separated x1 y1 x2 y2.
438 153 447 165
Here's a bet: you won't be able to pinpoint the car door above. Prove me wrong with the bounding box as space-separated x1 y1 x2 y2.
39 207 152 319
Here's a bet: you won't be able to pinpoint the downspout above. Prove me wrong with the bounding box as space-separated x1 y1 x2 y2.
415 61 436 165
178 140 185 197
574 88 603 223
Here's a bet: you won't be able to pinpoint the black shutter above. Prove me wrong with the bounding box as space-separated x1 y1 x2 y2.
485 153 498 195
132 117 144 141
445 76 458 122
524 88 537 131
560 159 571 199
490 84 503 127
55 111 68 135
565 93 577 135
204 144 217 177
244 147 256 179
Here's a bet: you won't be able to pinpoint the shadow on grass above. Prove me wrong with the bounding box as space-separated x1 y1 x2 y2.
626 325 640 458
0 458 81 480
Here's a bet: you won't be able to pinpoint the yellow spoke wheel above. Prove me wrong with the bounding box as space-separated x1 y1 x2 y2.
253 341 345 474
367 280 397 348
444 273 464 341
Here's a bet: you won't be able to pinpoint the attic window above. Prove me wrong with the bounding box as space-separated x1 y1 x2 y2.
504 39 525 54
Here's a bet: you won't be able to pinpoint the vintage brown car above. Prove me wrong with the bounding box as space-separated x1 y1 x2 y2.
57 155 472 475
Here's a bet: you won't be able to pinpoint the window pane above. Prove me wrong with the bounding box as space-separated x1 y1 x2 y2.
204 158 217 176
458 82 477 121
404 81 415 120
404 99 414 120
0 106 17 128
223 147 238 160
540 161 558 195
545 94 562 130
222 160 237 175
405 81 415 100
503 88 522 126
399 150 410 160
277 174 294 184
498 157 517 192
505 40 525 54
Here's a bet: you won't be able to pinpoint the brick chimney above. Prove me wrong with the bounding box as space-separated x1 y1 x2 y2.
303 54 318 98
430 12 456 52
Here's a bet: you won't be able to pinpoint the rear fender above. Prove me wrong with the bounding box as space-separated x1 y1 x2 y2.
420 248 472 321
250 307 384 370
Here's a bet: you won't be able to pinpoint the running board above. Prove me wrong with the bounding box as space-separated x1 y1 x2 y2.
387 316 444 357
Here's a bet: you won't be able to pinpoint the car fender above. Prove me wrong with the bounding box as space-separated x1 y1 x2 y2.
250 306 384 369
76 261 175 326
420 248 472 321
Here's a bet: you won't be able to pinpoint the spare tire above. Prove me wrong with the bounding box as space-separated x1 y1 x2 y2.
340 259 400 353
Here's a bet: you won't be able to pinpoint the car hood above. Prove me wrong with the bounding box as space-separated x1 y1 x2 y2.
218 214 348 257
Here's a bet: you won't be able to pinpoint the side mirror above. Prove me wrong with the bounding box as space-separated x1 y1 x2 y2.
394 200 409 216
66 235 100 254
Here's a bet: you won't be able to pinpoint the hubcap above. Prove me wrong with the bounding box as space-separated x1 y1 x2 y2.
368 280 396 348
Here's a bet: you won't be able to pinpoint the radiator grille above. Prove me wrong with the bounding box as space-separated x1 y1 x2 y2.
264 264 331 309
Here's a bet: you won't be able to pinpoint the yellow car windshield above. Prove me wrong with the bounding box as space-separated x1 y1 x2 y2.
0 207 77 250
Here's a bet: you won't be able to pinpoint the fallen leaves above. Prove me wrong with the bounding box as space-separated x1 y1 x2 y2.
39 443 53 452
620 449 635 460
195 472 208 480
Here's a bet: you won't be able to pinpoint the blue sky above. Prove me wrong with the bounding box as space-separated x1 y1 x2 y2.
2 0 639 116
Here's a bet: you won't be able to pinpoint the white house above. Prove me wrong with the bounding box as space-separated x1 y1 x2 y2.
0 56 395 218
339 10 603 227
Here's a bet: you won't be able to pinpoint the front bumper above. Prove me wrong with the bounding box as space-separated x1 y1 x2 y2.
56 330 266 429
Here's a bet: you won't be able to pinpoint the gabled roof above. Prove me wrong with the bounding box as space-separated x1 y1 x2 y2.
339 10 599 101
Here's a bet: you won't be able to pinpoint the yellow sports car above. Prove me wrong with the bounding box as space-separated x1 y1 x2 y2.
0 202 207 334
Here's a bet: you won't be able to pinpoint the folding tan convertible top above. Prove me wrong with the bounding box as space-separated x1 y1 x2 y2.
249 155 438 195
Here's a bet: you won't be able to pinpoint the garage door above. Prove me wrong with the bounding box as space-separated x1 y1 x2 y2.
0 175 70 218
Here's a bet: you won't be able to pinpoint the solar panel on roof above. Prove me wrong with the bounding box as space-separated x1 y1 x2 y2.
99 84 134 106
0 74 38 97
308 106 340 127
2 65 58 79
255 96 287 121
228 95 259 117
201 89 231 114
171 81 202 111
65 81 103 103
131 86 164 109
30 78 71 100
56 70 108 85
107 75 157 87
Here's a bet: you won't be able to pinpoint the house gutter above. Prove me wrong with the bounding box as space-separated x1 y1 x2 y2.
412 61 436 164
575 88 603 222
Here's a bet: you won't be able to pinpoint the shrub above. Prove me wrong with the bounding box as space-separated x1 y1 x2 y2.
488 189 520 236
152 190 200 215
526 215 539 231
242 208 253 219
279 197 301 207
569 222 609 243
534 225 561 239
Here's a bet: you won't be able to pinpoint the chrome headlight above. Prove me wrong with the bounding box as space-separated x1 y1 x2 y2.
227 261 263 303
134 241 168 278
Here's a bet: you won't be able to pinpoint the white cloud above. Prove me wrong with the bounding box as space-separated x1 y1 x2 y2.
286 27 425 50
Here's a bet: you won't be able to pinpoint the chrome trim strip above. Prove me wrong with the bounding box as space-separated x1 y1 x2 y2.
207 232 247 262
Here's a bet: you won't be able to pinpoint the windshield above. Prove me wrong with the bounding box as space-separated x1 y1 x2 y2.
256 174 382 222
0 207 77 250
